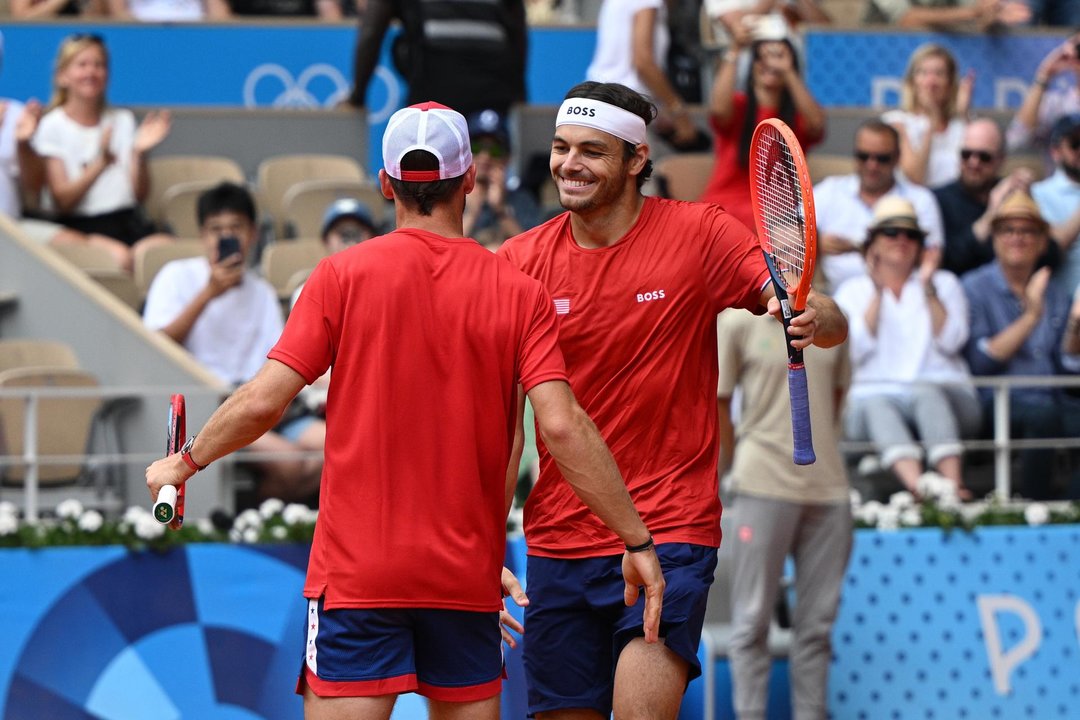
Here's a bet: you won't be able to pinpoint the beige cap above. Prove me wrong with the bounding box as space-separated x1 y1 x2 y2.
868 195 923 234
992 190 1049 231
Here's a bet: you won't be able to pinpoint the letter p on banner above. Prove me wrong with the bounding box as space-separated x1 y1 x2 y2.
977 594 1043 696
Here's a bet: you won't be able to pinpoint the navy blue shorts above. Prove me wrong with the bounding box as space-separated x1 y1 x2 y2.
296 598 503 702
523 543 717 717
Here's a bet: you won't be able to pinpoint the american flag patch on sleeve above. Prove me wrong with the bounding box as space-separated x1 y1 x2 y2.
553 298 571 315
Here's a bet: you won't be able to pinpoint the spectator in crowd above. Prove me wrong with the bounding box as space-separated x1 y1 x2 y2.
862 0 1029 29
346 0 527 117
717 309 852 720
106 0 231 21
290 196 378 310
814 119 944 292
700 14 824 231
146 102 663 719
1008 30 1079 165
10 0 104 18
702 2 831 53
934 117 1039 277
462 109 539 250
1032 113 1080 294
32 34 173 274
143 182 324 505
0 32 129 264
882 43 970 188
499 80 847 720
586 0 705 151
835 196 981 500
962 190 1080 499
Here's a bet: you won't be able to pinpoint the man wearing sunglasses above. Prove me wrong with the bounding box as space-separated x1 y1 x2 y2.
462 108 539 251
1031 113 1080 295
933 118 1040 278
813 118 944 292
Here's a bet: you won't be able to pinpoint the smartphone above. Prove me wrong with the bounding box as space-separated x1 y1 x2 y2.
217 236 241 262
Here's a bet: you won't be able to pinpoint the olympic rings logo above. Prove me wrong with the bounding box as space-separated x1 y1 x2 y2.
242 62 403 121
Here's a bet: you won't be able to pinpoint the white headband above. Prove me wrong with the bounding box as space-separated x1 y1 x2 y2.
555 98 647 145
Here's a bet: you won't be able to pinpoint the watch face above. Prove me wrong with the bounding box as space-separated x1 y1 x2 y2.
182 436 196 455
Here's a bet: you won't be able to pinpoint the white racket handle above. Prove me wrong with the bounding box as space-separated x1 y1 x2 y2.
154 485 178 525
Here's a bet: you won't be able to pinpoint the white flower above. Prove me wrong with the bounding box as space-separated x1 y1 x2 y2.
1024 503 1049 526
0 501 18 517
197 518 215 535
282 503 312 526
235 509 262 531
889 491 916 509
937 491 962 511
134 515 165 540
849 488 863 511
876 506 900 531
270 526 287 540
856 500 884 526
55 499 84 520
259 498 285 519
78 510 103 533
123 506 147 524
900 507 923 527
229 528 242 543
0 514 17 536
242 527 260 544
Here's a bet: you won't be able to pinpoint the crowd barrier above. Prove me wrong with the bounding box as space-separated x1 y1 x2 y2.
1 527 1077 719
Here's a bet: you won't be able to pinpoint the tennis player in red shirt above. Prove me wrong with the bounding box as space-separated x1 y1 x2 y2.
498 82 847 720
146 101 664 720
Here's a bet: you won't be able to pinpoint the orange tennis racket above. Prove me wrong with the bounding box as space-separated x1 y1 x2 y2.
153 394 186 527
748 118 817 465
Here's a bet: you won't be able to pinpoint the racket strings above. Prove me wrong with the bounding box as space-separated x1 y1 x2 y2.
753 130 808 285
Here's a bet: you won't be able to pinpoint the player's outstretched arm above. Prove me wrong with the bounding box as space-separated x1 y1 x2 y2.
145 360 307 503
526 379 665 642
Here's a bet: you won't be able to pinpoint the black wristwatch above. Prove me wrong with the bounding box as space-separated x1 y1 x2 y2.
180 435 207 473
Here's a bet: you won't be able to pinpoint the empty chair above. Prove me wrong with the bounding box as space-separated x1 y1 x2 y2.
257 154 367 239
652 153 714 201
134 238 205 300
146 155 245 228
0 339 79 373
807 152 856 184
261 240 328 303
283 179 388 239
161 180 219 239
0 366 103 485
48 244 141 311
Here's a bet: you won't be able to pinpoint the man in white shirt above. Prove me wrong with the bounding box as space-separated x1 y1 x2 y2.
813 118 944 292
143 182 324 504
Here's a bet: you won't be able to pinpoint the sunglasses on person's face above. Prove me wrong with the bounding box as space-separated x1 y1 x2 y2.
960 148 996 164
855 151 895 165
878 227 925 241
471 140 507 158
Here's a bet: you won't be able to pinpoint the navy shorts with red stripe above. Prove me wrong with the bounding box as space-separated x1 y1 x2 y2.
296 598 504 702
523 542 717 717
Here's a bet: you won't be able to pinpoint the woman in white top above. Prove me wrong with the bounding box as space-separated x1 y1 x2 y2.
32 34 173 272
882 43 969 188
835 196 982 499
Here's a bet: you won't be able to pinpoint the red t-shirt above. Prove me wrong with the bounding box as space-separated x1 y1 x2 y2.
698 93 820 232
498 197 770 558
271 228 568 611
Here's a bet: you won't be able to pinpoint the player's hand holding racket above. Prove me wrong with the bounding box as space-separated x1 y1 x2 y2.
146 394 190 530
748 118 818 466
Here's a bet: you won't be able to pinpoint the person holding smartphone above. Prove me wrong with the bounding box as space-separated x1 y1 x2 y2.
143 181 325 505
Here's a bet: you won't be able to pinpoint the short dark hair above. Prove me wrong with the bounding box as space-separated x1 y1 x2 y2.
387 150 466 216
562 81 655 190
197 182 257 226
856 119 900 152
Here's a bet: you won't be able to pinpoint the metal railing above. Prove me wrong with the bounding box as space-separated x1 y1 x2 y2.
2 375 1079 521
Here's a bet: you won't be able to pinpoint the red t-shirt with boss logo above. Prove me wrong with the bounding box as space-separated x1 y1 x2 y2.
499 197 769 558
272 228 567 610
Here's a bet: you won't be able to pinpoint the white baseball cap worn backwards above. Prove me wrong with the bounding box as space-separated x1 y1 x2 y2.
383 102 473 182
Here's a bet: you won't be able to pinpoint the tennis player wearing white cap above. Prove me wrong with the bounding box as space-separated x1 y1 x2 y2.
144 101 662 720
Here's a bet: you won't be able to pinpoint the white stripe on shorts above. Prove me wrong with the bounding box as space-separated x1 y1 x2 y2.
306 598 319 675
